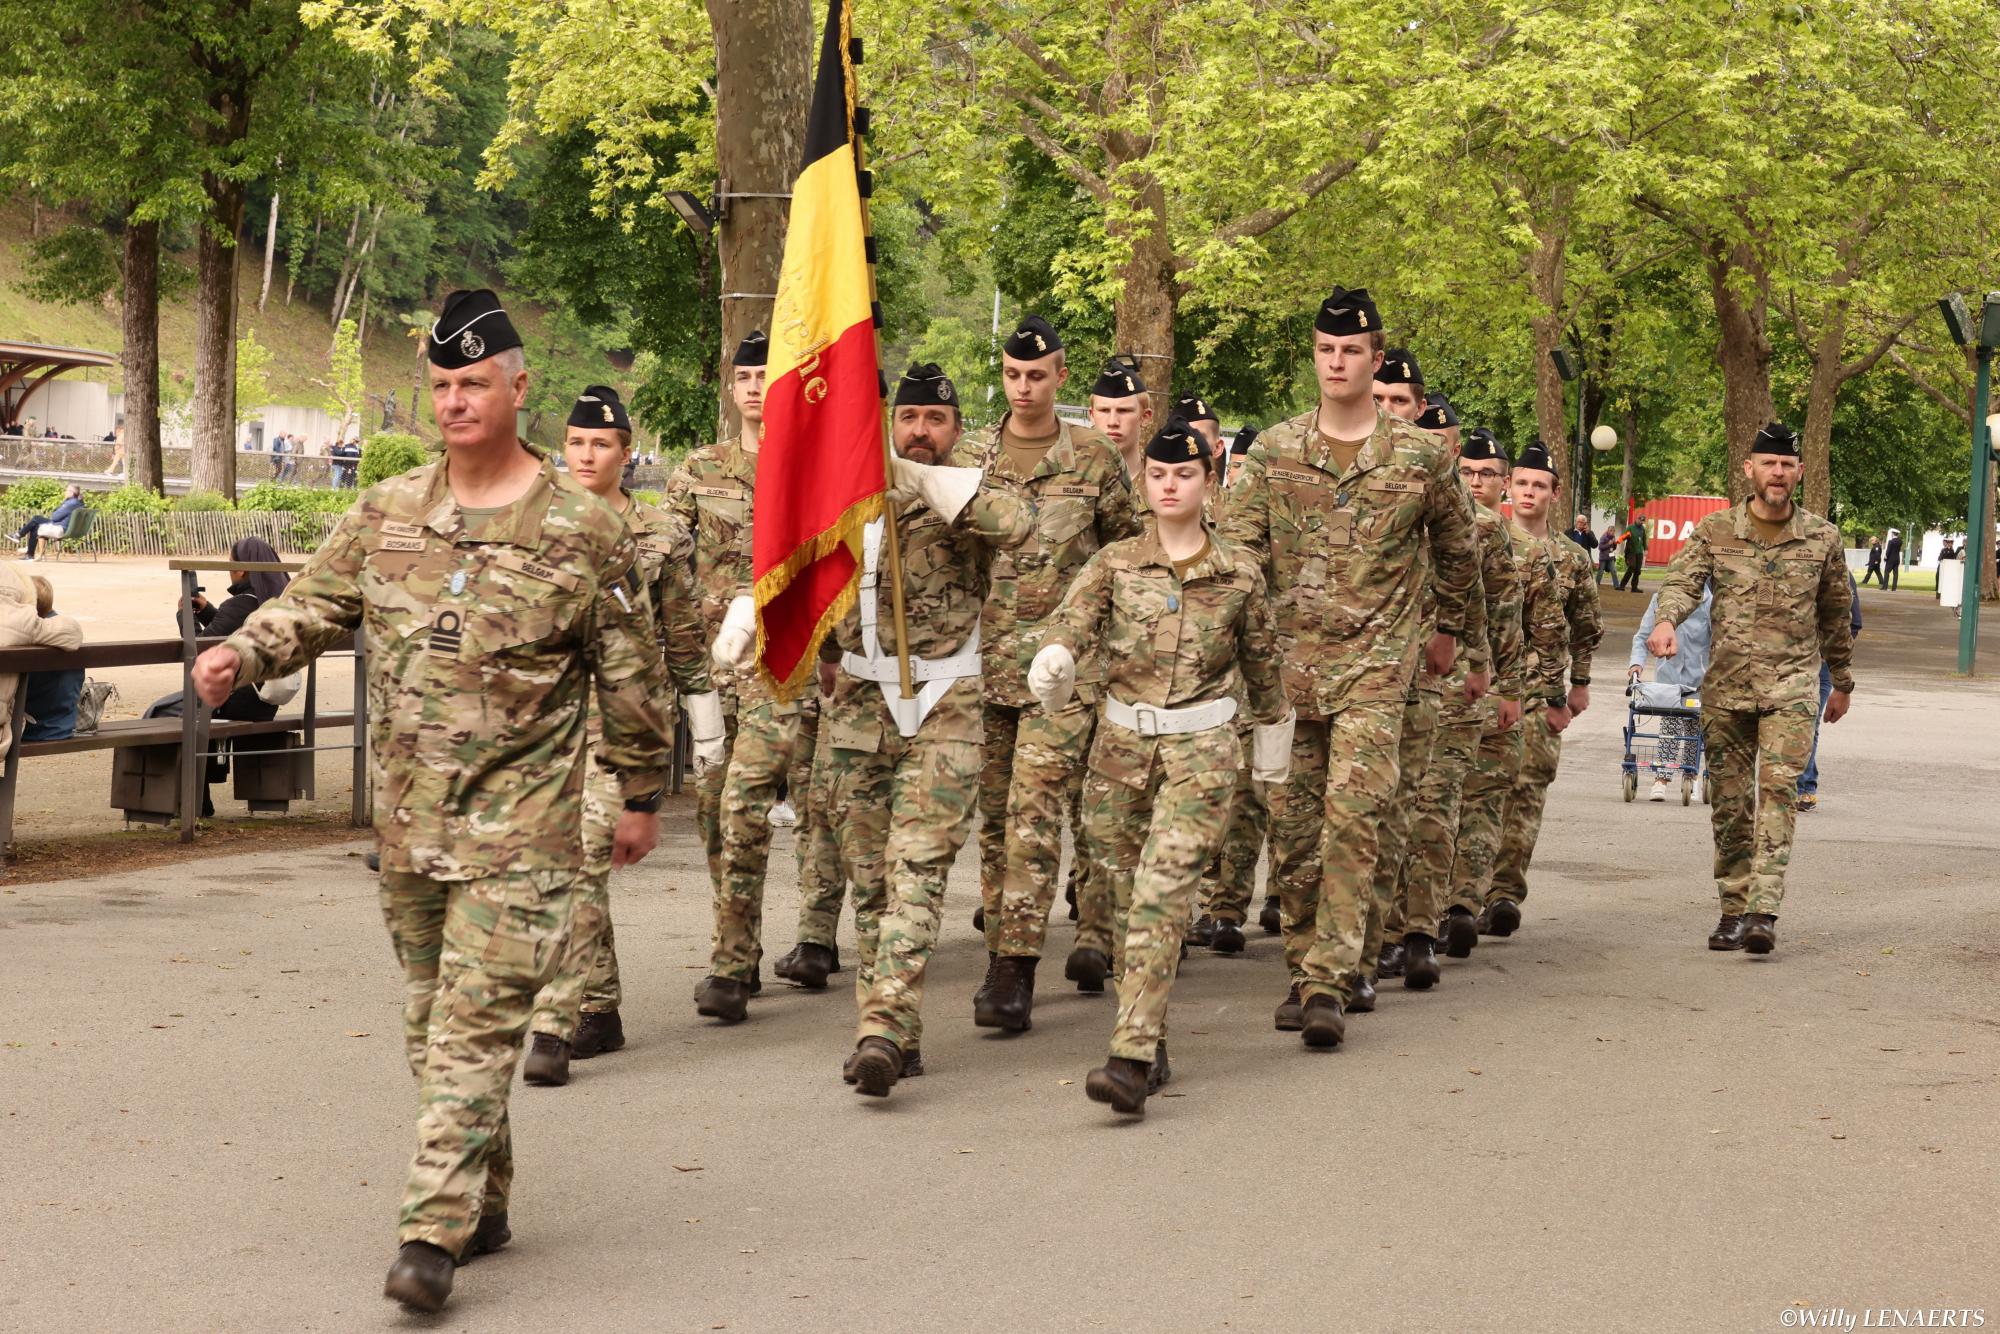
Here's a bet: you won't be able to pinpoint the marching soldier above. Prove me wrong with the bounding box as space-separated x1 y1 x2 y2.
772 705 848 988
668 331 829 1021
827 364 1033 1095
1088 356 1154 477
1477 441 1603 938
1173 392 1224 470
1647 421 1854 955
962 316 1142 1032
1220 286 1479 1049
523 386 723 1087
1029 419 1291 1114
189 290 676 1313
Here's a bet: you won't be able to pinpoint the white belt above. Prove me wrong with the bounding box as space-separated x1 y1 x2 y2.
845 517 982 738
1103 694 1237 737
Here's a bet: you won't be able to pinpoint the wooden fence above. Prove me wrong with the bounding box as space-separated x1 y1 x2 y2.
0 508 344 556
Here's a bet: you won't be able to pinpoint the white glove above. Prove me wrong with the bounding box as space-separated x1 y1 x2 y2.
712 595 756 670
683 690 727 771
1027 642 1076 713
887 456 983 525
1251 709 1295 784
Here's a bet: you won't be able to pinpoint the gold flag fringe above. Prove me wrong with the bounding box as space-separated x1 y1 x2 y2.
752 488 884 701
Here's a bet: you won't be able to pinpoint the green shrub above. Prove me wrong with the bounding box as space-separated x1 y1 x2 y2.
173 489 234 513
93 484 171 515
237 483 351 515
632 489 663 507
360 433 430 488
3 478 69 513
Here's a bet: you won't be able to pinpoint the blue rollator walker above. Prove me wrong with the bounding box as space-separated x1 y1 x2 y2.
1621 683 1708 806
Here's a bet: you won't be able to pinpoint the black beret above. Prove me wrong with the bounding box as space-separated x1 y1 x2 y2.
1231 425 1259 455
1514 441 1559 477
1002 315 1063 359
1172 391 1217 424
894 362 958 408
1314 286 1380 337
1375 348 1422 386
428 289 522 369
1460 427 1507 464
1752 421 1800 457
1143 418 1211 469
568 385 631 433
734 330 769 366
1415 392 1459 431
1090 356 1146 399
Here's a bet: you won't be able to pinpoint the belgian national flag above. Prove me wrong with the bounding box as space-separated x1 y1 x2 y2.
752 0 884 698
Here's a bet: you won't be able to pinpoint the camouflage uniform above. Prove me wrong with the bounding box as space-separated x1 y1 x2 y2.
1220 407 1478 1008
1398 505 1525 937
664 440 807 984
1448 519 1568 915
1197 717 1268 925
532 498 709 1043
221 452 672 1258
1044 531 1287 1062
789 697 849 951
1655 502 1854 916
958 416 1142 963
824 478 1033 1052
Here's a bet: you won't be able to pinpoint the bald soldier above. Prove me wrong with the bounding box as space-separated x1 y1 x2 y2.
190 290 675 1313
963 316 1143 1031
1220 285 1479 1049
1648 421 1854 955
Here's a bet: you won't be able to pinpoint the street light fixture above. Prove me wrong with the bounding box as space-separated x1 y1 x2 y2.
1590 423 1618 452
1938 290 2000 674
665 190 715 235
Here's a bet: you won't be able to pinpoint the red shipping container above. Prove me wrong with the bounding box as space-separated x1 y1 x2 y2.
1636 494 1729 565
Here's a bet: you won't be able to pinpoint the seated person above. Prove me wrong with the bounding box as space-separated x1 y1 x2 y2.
0 568 83 755
15 485 85 560
22 576 86 742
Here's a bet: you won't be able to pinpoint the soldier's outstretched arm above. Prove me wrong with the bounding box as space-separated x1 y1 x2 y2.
1654 523 1714 629
1217 449 1272 570
1421 452 1479 638
653 528 713 698
1523 552 1569 703
1564 549 1604 681
1236 569 1288 725
587 532 677 799
968 474 1034 550
1487 534 1526 701
1816 544 1857 695
219 512 368 686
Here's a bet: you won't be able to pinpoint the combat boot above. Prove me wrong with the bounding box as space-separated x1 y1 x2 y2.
571 1009 624 1059
974 956 1036 1031
845 1045 924 1084
1742 913 1778 955
364 850 381 873
1377 942 1406 979
693 975 752 1023
1348 976 1376 1013
1065 946 1110 994
774 942 836 990
972 905 985 932
1212 919 1246 954
1480 898 1522 937
523 1033 570 1086
972 950 999 1010
1442 906 1479 958
1084 1056 1150 1115
1187 914 1216 948
850 1036 904 1097
465 1212 511 1261
1707 914 1747 951
1148 1040 1170 1092
1258 895 1282 934
1066 879 1078 921
1273 982 1304 1031
383 1242 454 1313
1299 994 1346 1049
1403 933 1441 989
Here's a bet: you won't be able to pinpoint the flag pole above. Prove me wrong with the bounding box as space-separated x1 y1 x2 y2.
848 17 914 699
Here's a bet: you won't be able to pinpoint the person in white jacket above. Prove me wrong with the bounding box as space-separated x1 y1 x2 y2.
0 563 83 755
1629 583 1712 800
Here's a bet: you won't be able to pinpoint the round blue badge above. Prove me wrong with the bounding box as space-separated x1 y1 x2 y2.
1166 594 1180 612
451 571 467 595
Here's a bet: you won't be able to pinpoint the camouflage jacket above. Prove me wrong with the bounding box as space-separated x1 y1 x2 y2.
1410 474 1493 702
956 414 1143 706
222 451 674 881
663 439 793 713
1042 530 1287 786
626 497 709 699
1472 505 1526 699
824 477 1034 746
1542 527 1604 685
1655 501 1855 709
1219 407 1479 716
1509 518 1571 707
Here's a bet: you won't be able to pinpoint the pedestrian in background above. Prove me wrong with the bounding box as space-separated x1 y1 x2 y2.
1883 528 1902 590
1629 584 1711 802
1566 512 1598 558
1797 568 1862 813
1618 511 1649 591
1598 523 1618 585
1860 536 1883 587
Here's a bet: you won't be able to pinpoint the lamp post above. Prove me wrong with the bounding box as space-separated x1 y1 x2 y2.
1551 347 1585 516
1589 422 1619 530
1939 292 1999 676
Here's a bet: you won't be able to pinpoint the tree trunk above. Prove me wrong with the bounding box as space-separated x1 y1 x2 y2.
1705 238 1775 502
1110 178 1177 419
329 205 363 327
706 0 812 440
121 217 164 494
1796 310 1849 517
1620 406 1638 521
191 182 246 497
1526 227 1570 477
258 189 280 312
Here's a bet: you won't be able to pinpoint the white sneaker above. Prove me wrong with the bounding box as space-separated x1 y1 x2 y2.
1649 778 1668 802
769 799 798 827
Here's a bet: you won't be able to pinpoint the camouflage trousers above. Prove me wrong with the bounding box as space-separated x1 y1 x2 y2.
824 692 983 1053
980 697 1113 959
1489 710 1565 906
1198 717 1269 924
1398 712 1482 938
530 759 622 1040
1702 700 1817 916
709 698 805 981
1363 689 1439 973
788 702 850 949
379 868 575 1257
1268 701 1406 1006
1448 706 1526 915
1079 728 1239 1061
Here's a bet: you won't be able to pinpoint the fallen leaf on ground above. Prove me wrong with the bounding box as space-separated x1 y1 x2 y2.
1057 1079 1074 1086
1466 1067 1483 1075
345 1031 369 1038
673 1164 703 1172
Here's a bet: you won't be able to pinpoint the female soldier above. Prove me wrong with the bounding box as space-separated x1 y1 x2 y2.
523 385 726 1086
1027 419 1293 1115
